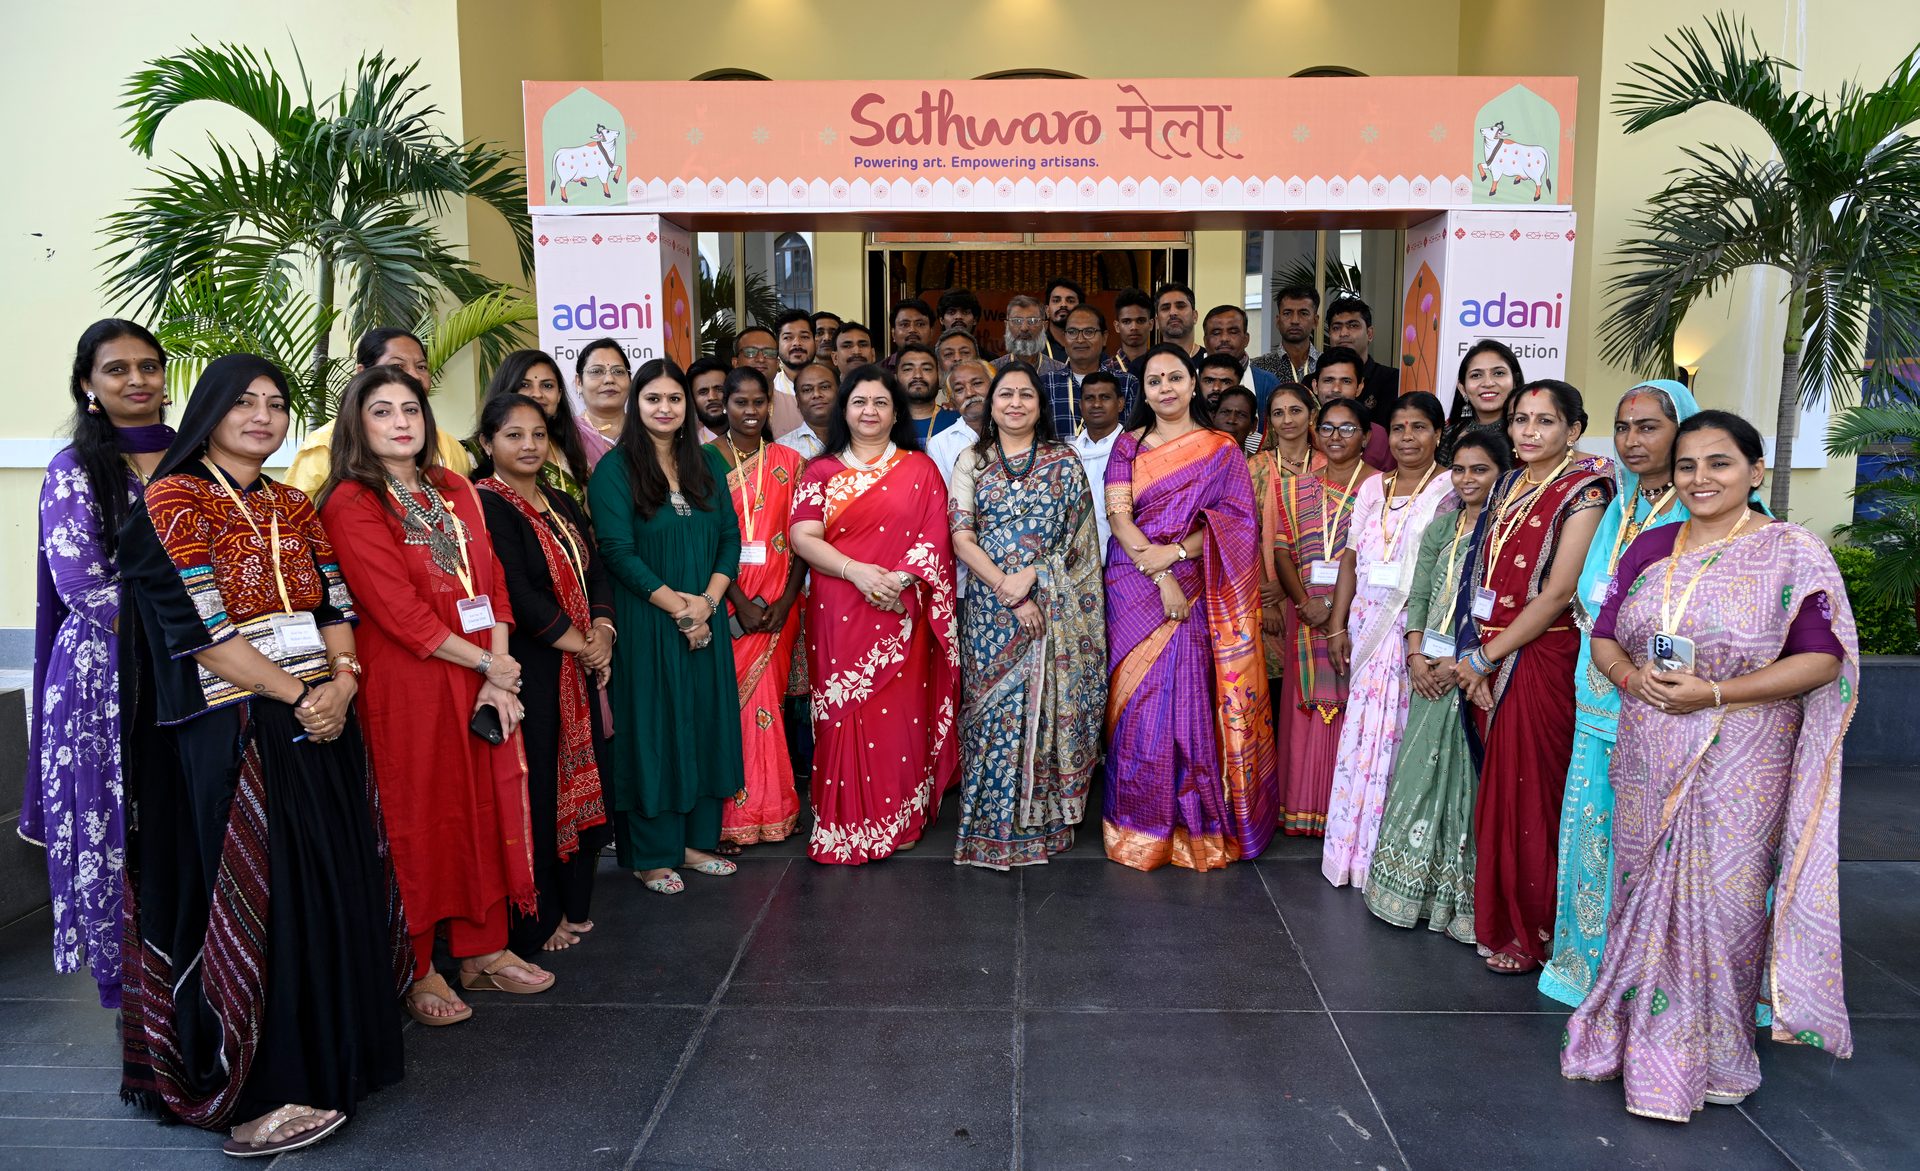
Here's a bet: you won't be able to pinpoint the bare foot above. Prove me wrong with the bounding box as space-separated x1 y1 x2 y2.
462 949 551 987
560 918 594 935
542 926 581 952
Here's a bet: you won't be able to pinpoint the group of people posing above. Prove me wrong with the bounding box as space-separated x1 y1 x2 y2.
27 280 1856 1151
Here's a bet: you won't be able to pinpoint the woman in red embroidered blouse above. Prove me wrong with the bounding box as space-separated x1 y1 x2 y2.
319 367 557 1026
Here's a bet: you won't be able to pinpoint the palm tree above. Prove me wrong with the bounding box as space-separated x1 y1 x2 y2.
102 42 534 422
1599 15 1920 517
696 262 785 360
1826 397 1920 609
1271 255 1363 304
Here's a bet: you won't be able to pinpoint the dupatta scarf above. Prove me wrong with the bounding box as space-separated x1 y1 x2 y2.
1273 470 1364 718
1105 429 1276 866
1349 471 1458 676
722 442 804 703
476 477 607 860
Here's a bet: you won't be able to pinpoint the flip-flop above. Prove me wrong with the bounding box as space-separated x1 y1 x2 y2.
404 971 472 1027
458 949 555 995
222 1106 345 1158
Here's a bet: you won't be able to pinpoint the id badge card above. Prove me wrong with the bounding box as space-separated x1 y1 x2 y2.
739 541 769 566
270 611 324 655
1365 561 1401 590
1420 630 1456 659
456 594 497 634
1649 631 1696 674
1471 587 1496 621
1308 559 1340 587
1586 575 1612 606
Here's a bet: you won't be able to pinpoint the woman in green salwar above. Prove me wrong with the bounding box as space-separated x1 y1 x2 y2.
588 358 745 895
1363 430 1509 940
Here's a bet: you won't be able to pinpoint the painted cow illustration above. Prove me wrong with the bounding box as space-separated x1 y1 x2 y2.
1478 121 1552 201
549 124 622 202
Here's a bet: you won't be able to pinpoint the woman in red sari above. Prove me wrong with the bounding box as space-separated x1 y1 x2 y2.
320 367 555 1026
1454 380 1613 974
707 367 806 850
789 364 960 864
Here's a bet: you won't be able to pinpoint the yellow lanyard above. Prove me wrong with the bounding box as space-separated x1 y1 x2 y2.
1378 462 1438 563
726 435 769 545
392 480 478 599
535 493 588 591
1605 484 1678 575
1320 460 1366 559
1435 510 1472 615
1481 452 1572 587
209 466 296 615
1658 512 1753 632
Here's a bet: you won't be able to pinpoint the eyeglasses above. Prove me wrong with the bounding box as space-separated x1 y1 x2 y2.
737 346 778 359
583 365 630 379
1063 327 1103 339
1006 316 1043 328
1317 422 1362 437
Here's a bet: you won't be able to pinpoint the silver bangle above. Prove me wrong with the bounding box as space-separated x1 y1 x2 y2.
473 651 493 676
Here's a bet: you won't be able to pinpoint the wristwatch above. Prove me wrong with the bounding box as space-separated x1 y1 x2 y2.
331 652 362 678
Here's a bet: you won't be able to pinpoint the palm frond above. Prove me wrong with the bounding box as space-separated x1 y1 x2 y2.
153 270 344 420
1272 255 1363 302
417 289 535 376
456 140 537 277
121 41 310 156
1826 404 1920 456
1612 15 1819 155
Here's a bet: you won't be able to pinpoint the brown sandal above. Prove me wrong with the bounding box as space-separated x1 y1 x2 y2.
405 971 473 1026
458 949 555 995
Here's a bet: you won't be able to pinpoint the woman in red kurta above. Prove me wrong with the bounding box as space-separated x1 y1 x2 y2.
318 366 556 1024
789 365 960 864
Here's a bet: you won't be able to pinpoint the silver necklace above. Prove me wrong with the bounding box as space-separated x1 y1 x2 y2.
840 442 896 472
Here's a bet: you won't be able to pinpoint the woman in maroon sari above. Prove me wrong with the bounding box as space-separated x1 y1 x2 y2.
789 364 960 863
1454 380 1613 973
1103 344 1277 871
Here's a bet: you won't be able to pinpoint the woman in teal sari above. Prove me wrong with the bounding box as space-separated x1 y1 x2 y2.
1538 378 1698 1005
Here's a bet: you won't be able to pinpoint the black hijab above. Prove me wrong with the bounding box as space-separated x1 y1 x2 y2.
152 353 292 481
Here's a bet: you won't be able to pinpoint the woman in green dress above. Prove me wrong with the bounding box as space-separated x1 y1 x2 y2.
588 358 745 894
1363 429 1510 941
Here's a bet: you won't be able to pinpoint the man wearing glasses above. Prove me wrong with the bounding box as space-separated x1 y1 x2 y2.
1312 345 1393 470
1040 304 1140 436
991 294 1066 377
732 325 780 388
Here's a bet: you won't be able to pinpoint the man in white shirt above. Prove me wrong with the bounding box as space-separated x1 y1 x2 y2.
775 360 838 461
927 357 991 485
1068 369 1125 560
767 308 815 437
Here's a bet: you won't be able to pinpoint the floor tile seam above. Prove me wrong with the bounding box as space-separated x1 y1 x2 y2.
1011 866 1027 1171
1846 947 1920 1000
1734 1101 1809 1171
1253 863 1412 1171
0 1063 120 1070
621 857 792 1171
0 906 51 932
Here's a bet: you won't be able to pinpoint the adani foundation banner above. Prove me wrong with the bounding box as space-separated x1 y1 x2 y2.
1398 210 1577 412
524 77 1575 216
533 214 696 389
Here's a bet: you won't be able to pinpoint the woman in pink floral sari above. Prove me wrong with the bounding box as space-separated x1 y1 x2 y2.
789 365 960 864
1562 412 1855 1120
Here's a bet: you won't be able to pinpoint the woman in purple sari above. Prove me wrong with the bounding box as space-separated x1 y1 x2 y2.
1103 344 1277 871
1562 412 1856 1120
25 320 172 1007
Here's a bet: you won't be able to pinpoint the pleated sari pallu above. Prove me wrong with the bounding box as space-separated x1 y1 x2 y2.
1562 522 1858 1121
717 442 804 846
1102 429 1276 872
1271 470 1362 836
1459 458 1613 966
793 450 960 864
949 444 1107 869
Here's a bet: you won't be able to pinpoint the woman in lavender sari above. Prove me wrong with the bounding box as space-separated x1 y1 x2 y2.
24 320 172 1007
1102 345 1276 871
1563 412 1856 1120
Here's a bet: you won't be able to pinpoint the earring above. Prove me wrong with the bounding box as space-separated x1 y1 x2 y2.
86 392 101 414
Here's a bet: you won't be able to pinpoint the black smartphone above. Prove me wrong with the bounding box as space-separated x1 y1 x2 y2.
469 703 505 745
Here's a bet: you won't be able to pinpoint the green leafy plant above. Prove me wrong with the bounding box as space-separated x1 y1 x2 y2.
1830 543 1920 655
1598 15 1920 518
1271 255 1363 304
697 262 784 360
103 41 534 422
1828 400 1920 620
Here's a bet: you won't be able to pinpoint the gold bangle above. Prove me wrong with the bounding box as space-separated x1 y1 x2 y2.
1606 661 1630 686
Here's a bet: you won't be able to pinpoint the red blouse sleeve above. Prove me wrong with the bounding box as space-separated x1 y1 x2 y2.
320 482 454 659
283 485 357 627
144 474 233 653
791 458 830 525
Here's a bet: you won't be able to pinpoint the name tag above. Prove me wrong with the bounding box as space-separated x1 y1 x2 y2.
1308 559 1340 586
1365 561 1402 590
1587 575 1612 606
1420 630 1456 659
457 595 497 634
270 611 324 654
1471 587 1496 621
739 541 769 566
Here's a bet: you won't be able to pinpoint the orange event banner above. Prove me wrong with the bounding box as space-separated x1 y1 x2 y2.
523 77 1576 215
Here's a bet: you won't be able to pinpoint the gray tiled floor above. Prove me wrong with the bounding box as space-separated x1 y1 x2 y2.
0 767 1912 1170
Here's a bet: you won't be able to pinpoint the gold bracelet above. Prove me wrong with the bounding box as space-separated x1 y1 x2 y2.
1606 661 1630 686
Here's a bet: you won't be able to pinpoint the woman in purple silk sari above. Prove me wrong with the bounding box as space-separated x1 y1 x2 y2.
1102 345 1277 872
1562 413 1855 1120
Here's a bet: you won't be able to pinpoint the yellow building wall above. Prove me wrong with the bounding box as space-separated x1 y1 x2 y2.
0 0 471 632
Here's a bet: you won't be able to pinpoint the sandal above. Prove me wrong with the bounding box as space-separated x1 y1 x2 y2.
685 857 737 877
1485 948 1541 976
1705 1091 1748 1106
639 869 685 894
222 1105 345 1158
404 971 473 1027
458 949 555 995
